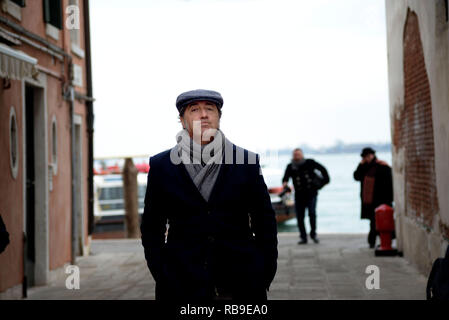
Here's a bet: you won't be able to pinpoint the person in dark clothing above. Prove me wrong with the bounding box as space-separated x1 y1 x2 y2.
353 147 393 248
140 89 278 301
0 214 10 254
282 148 330 244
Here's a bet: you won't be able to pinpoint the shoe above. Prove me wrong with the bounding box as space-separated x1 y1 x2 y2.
298 240 308 245
369 244 375 249
311 237 319 244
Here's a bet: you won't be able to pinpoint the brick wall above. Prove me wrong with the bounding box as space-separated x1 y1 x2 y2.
393 9 439 228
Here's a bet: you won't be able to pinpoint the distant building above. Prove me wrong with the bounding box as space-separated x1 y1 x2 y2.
0 0 94 298
385 0 449 274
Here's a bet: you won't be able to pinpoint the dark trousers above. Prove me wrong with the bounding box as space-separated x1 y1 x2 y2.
368 216 378 247
156 282 268 301
295 195 317 241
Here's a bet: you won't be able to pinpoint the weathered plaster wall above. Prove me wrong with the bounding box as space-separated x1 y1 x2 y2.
385 0 449 275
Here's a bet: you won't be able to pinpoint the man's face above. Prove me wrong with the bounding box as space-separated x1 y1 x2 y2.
293 150 304 162
180 100 220 144
362 153 375 163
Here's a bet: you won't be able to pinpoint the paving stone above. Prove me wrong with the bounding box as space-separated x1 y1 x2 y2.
288 288 329 300
24 234 427 300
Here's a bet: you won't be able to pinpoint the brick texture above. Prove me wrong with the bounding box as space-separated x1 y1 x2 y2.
393 9 439 228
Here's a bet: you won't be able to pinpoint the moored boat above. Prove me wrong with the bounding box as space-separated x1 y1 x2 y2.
93 162 295 238
268 186 296 223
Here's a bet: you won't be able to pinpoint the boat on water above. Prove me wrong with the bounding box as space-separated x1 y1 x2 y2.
93 163 295 237
261 166 296 223
268 186 296 223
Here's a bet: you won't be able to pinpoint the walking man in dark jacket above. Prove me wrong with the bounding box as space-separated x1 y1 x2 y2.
282 148 330 244
140 89 278 301
353 147 393 248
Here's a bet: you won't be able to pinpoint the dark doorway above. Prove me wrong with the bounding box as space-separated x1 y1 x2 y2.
24 84 36 296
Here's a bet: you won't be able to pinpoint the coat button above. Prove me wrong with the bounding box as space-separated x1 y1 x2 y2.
208 236 215 243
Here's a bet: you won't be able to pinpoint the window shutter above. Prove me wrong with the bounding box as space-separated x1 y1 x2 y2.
43 0 51 23
11 0 26 7
43 0 63 29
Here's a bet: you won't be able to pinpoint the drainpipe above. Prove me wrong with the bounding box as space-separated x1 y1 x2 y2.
69 85 77 265
54 0 77 265
64 58 76 266
83 0 95 236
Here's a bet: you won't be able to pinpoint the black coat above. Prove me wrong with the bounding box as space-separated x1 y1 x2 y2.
353 158 393 220
282 159 330 199
140 145 278 301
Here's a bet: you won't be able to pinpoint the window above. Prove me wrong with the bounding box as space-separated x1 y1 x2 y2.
9 106 18 179
51 115 58 174
4 0 24 20
72 63 83 87
43 0 62 29
10 0 26 7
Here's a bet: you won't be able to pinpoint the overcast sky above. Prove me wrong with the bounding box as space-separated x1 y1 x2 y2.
90 0 390 158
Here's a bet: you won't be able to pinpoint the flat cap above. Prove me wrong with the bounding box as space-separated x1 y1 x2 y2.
360 147 376 157
176 89 224 113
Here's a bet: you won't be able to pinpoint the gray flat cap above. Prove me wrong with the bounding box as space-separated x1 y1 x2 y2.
176 89 224 113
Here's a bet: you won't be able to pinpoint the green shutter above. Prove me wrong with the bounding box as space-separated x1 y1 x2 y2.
43 0 63 30
11 0 26 7
53 0 62 29
43 0 51 23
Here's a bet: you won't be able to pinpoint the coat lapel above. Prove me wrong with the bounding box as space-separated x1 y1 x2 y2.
176 162 207 205
207 164 229 204
174 145 232 205
207 143 234 204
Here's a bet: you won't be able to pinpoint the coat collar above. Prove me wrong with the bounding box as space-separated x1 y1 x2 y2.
174 144 234 205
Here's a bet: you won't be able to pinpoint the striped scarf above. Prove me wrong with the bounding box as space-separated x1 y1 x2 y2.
176 129 225 202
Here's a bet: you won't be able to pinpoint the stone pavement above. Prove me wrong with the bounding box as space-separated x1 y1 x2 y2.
269 233 426 299
25 233 427 300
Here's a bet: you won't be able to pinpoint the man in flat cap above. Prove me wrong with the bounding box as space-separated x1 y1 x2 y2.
141 89 278 301
353 147 393 248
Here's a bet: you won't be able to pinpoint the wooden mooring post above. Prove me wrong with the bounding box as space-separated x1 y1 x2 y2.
123 158 140 238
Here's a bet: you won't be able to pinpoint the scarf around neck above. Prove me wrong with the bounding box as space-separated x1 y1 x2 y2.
291 158 306 170
176 129 226 202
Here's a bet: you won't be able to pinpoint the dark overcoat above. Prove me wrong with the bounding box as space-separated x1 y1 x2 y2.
140 145 278 301
353 158 393 220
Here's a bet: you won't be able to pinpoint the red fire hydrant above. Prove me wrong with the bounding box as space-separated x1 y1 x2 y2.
374 204 398 256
